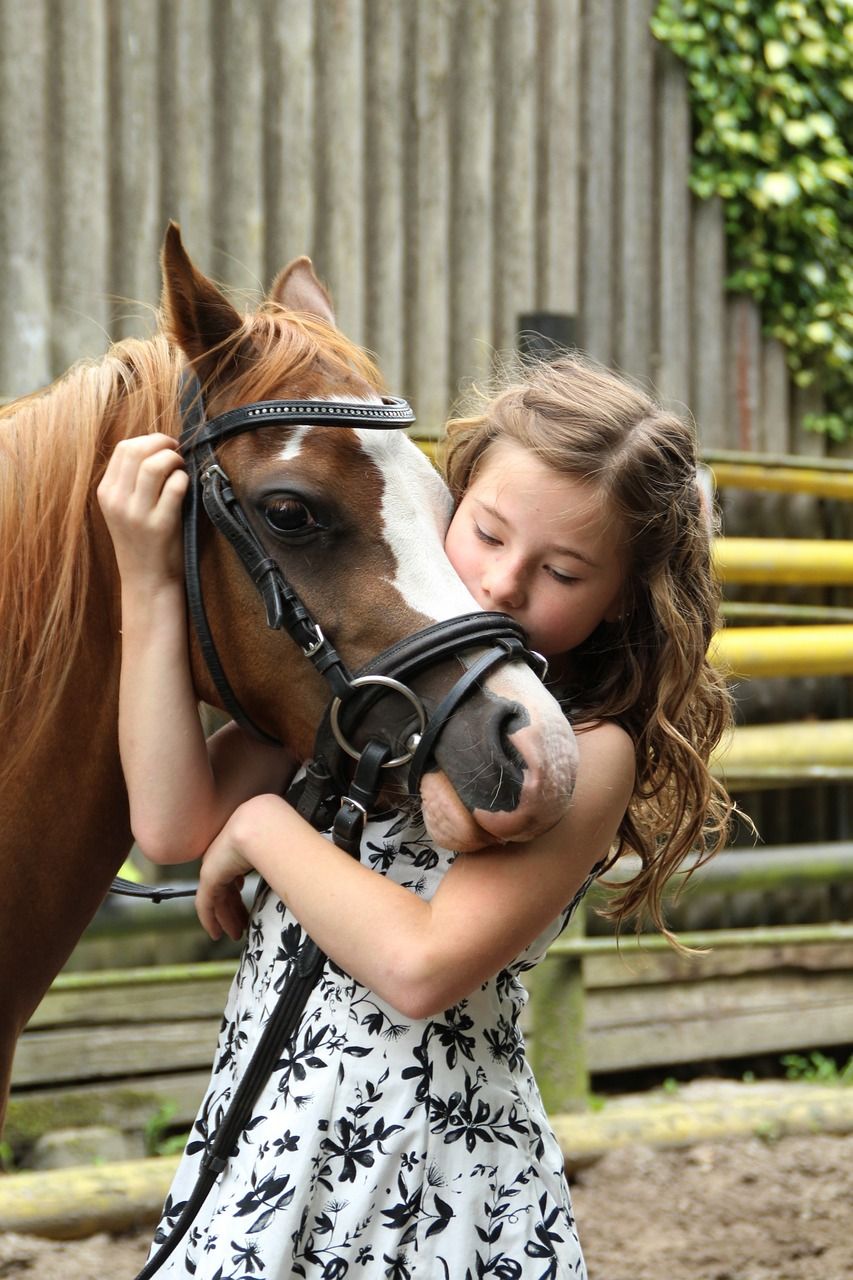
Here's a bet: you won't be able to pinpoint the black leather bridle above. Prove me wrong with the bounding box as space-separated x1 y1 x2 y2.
177 370 546 792
126 372 547 1278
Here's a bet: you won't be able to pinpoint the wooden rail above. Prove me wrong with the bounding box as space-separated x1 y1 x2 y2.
710 722 853 786
714 538 853 586
8 848 853 1154
528 919 853 1115
711 626 853 677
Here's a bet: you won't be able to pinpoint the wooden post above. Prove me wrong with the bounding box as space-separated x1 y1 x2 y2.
617 0 654 380
449 0 494 402
0 0 51 394
109 0 161 340
528 909 588 1114
51 0 110 375
581 0 616 363
265 0 316 280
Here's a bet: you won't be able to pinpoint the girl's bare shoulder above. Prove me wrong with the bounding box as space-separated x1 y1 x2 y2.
575 716 634 758
572 719 636 806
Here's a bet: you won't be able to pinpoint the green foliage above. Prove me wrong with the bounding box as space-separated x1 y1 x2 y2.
781 1049 853 1084
144 1100 190 1157
652 1 853 439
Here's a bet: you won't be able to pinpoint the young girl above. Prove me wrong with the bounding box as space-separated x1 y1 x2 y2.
98 354 733 1279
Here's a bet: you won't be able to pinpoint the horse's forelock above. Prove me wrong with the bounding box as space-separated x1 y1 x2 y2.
210 308 385 410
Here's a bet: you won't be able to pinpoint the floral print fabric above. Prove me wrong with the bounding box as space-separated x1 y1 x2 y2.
149 809 591 1279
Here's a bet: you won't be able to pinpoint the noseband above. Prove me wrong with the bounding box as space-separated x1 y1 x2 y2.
178 371 546 794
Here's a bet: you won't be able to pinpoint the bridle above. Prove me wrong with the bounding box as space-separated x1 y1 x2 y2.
125 370 547 1278
177 370 546 795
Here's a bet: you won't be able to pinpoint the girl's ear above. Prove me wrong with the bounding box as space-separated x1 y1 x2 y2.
160 221 249 387
269 256 337 327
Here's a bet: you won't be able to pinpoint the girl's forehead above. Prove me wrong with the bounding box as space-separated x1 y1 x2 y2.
471 439 625 553
473 440 596 503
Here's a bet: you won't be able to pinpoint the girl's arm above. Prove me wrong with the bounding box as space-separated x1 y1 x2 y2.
97 435 294 864
196 720 635 1017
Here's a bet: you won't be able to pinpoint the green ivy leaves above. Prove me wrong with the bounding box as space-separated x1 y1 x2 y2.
652 0 853 440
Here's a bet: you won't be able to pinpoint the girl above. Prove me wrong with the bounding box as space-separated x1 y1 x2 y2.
98 354 733 1279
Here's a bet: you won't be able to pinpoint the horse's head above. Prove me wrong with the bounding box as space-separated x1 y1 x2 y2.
162 225 577 849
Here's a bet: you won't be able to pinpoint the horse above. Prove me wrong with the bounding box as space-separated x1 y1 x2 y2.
0 223 577 1133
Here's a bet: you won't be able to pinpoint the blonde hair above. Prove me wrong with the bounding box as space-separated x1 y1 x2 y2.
444 355 735 937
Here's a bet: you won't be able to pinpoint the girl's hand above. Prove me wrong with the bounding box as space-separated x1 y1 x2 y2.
196 815 254 941
97 434 188 588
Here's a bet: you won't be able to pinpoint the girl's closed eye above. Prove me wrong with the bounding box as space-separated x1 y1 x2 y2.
548 567 580 585
474 522 501 546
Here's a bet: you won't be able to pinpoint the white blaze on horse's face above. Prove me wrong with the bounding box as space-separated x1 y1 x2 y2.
354 429 477 618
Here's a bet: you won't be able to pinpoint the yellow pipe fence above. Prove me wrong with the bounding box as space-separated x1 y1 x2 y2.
711 625 853 678
710 720 853 785
714 538 853 585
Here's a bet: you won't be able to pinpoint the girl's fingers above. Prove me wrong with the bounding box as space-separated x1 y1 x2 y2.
162 467 190 509
196 884 247 942
102 435 182 498
131 449 187 516
195 887 221 940
99 438 187 535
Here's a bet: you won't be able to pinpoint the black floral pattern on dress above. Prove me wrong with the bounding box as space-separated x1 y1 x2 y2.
148 810 596 1278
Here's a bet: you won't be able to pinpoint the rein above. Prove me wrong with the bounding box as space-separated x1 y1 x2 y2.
123 372 546 1277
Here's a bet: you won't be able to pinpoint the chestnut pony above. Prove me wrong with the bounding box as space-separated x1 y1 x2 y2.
0 226 576 1130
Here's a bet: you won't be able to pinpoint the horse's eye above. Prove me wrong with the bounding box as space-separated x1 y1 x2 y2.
264 498 317 535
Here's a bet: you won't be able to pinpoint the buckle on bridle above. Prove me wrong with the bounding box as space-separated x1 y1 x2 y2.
300 622 326 659
200 461 229 489
329 675 428 769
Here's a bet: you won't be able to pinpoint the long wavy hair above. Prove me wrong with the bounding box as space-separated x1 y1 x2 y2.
443 354 736 936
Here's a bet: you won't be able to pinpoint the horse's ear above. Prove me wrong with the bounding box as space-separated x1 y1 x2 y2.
161 221 245 378
269 256 336 327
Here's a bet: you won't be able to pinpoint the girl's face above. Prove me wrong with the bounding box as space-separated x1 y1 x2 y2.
445 440 627 660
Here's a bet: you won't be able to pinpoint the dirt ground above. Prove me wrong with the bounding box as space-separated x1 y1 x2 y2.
1 1130 851 1279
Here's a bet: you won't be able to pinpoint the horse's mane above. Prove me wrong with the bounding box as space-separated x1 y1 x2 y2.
0 303 382 786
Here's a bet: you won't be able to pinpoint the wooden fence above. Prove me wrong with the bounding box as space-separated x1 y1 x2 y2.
0 0 841 458
7 845 853 1156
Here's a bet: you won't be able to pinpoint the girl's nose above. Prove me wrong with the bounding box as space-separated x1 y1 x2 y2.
482 559 525 610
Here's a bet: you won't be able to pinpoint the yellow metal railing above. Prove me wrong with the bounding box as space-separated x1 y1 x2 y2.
714 538 853 585
705 448 853 501
710 720 853 786
711 625 853 678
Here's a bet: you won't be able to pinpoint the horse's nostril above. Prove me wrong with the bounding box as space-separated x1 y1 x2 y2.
434 692 530 814
495 703 528 753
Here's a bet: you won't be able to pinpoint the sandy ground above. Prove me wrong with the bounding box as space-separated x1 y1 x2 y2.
1 1130 851 1279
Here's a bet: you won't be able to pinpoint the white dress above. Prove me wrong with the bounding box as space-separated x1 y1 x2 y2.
149 808 592 1279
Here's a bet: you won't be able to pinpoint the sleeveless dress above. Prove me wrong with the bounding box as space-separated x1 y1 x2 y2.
149 808 593 1279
